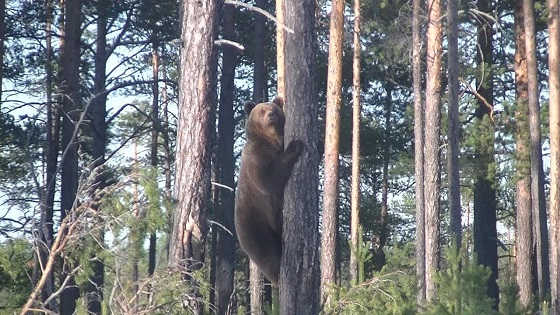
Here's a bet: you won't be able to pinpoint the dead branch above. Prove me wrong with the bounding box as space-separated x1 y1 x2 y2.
224 0 294 34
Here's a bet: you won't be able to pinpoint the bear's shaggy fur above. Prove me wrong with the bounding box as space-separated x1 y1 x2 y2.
234 97 303 285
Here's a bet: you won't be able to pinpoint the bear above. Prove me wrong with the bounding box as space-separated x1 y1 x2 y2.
234 96 303 285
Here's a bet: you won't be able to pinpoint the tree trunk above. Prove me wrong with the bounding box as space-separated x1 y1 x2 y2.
412 0 426 305
85 1 108 313
36 0 57 309
374 85 391 271
523 0 550 300
514 1 534 306
424 0 442 302
280 0 320 313
276 0 285 98
250 261 264 315
473 0 498 308
59 0 81 313
547 0 560 312
161 48 173 260
251 0 266 311
447 0 461 247
320 0 344 305
216 4 236 314
170 1 218 313
254 0 266 103
0 0 4 102
148 37 160 277
349 0 361 286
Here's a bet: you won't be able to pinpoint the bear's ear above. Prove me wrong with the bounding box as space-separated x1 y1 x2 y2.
272 96 284 109
244 101 256 115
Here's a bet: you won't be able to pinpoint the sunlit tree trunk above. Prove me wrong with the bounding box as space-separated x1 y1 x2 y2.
523 0 550 300
547 0 560 312
447 0 461 247
349 0 361 286
412 0 425 305
514 1 533 306
320 0 344 305
59 0 81 312
424 0 442 302
280 0 320 313
276 0 285 98
169 1 218 313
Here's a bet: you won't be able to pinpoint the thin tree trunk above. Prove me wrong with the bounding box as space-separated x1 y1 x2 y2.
170 1 218 313
349 0 361 286
0 0 4 103
280 0 320 313
473 0 498 308
374 85 391 271
251 0 266 311
412 0 426 305
250 261 264 315
547 0 560 312
523 0 550 300
514 1 534 306
447 0 461 247
85 1 108 313
161 48 173 261
424 0 442 302
254 0 266 103
59 0 81 313
320 0 344 305
37 0 57 308
276 0 285 98
216 4 236 314
148 37 160 277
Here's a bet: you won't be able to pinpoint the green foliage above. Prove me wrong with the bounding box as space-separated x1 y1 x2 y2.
498 273 530 315
326 241 416 315
0 239 33 311
424 246 498 315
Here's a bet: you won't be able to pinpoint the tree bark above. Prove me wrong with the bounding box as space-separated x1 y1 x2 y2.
36 0 57 309
320 0 344 305
59 0 81 313
349 0 361 286
276 0 285 98
412 0 425 305
85 1 108 313
280 0 320 313
216 4 236 314
148 36 160 278
170 1 218 313
254 0 266 103
547 0 560 312
473 0 498 308
374 85 391 271
250 261 264 315
424 0 442 302
523 0 550 300
514 1 534 306
447 0 461 247
0 0 4 102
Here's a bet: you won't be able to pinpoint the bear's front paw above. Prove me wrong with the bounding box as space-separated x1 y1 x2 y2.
286 140 304 156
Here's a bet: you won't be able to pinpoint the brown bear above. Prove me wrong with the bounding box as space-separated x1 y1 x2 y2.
234 96 303 285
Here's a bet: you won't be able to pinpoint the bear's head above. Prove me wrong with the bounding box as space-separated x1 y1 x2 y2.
245 97 285 151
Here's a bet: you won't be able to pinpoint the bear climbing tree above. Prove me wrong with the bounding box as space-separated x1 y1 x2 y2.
235 97 303 285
